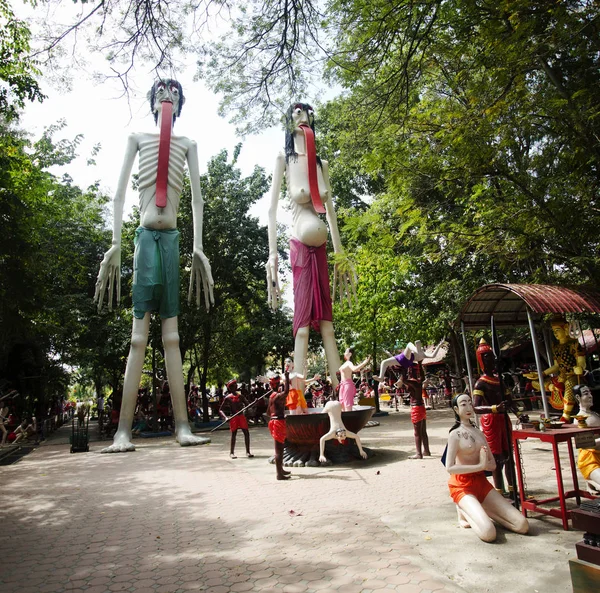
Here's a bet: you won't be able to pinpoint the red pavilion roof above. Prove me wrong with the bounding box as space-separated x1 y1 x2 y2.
458 284 600 329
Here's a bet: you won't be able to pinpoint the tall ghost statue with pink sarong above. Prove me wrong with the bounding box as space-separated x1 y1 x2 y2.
266 104 355 395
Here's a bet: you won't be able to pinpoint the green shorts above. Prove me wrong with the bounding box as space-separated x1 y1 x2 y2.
132 227 180 319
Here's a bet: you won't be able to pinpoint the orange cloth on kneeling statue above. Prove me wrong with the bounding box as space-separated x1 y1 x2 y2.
286 388 307 410
578 448 600 480
448 471 494 504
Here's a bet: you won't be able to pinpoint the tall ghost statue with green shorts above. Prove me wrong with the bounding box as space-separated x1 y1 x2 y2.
94 79 214 453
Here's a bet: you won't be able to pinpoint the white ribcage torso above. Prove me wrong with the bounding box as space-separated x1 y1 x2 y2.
137 135 188 194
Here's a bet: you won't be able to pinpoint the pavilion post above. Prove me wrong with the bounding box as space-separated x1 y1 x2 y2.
542 326 554 369
527 310 550 418
491 315 520 509
460 321 474 394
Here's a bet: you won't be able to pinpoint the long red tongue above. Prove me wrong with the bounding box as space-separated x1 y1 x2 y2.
299 123 326 214
156 101 173 208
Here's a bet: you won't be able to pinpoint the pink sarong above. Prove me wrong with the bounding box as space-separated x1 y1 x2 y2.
339 379 356 410
290 238 333 336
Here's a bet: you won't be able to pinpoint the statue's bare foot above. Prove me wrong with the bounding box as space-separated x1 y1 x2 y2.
175 426 211 447
101 430 136 454
456 507 471 529
586 480 600 495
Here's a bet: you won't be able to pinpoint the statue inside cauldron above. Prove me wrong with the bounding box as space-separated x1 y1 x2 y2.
525 317 585 422
319 401 368 465
338 347 371 411
266 103 355 396
95 79 214 453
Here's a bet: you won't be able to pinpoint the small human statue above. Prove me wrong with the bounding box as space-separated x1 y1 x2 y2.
219 379 254 459
319 400 368 464
472 338 516 494
338 348 371 411
573 384 600 494
0 401 9 447
446 394 529 542
421 375 435 410
95 79 214 453
373 338 446 382
266 103 355 398
526 318 586 422
12 416 37 444
397 369 431 459
285 356 318 415
268 370 292 480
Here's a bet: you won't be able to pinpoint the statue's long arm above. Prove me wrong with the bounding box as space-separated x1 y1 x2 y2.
322 160 355 306
266 154 286 309
322 160 343 254
267 154 285 257
346 430 367 458
94 134 138 311
112 134 139 247
187 140 214 310
188 140 205 252
319 429 335 462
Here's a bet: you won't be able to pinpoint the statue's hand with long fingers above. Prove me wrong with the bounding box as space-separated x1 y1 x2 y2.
94 244 121 312
331 252 357 309
188 247 215 311
266 253 281 310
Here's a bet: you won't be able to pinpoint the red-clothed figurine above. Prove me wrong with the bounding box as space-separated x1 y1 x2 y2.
267 370 291 480
397 368 431 459
472 339 516 493
220 379 254 459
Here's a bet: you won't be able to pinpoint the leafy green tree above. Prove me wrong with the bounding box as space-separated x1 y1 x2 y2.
0 120 115 413
0 0 44 121
312 2 600 365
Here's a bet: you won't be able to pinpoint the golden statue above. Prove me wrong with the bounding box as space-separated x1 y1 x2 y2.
525 318 585 422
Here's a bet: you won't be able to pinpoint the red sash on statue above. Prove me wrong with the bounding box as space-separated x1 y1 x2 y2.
155 101 173 208
299 123 325 214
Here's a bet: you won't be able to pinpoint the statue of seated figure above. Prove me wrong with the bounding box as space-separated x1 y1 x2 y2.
574 384 600 494
445 394 529 542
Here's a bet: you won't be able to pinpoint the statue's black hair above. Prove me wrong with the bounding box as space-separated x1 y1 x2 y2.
449 393 475 433
149 79 185 125
284 102 322 167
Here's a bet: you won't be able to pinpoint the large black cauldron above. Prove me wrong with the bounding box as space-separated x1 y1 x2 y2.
278 405 375 467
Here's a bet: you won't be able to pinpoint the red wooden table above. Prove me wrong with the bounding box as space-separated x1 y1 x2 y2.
512 425 600 530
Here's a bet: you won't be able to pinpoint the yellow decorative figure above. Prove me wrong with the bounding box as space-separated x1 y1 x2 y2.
526 318 585 422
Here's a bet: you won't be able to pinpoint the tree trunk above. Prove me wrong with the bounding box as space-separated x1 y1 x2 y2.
448 328 462 375
199 322 212 423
